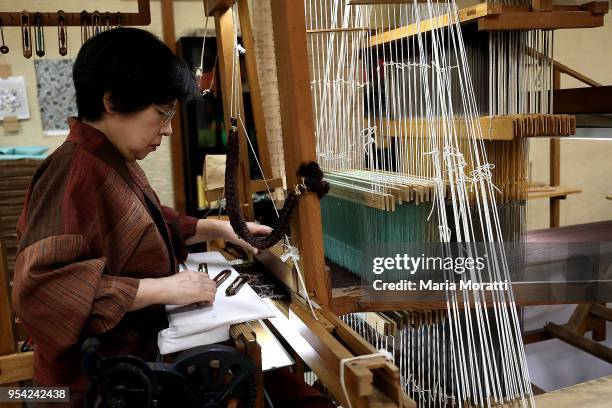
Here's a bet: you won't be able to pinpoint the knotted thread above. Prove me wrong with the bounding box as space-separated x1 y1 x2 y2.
225 118 329 249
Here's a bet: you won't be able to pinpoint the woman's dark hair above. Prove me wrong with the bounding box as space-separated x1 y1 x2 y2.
73 27 197 120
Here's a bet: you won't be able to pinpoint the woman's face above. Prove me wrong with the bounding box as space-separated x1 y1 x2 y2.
106 100 176 162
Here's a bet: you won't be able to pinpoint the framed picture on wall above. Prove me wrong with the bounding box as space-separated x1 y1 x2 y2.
0 76 29 120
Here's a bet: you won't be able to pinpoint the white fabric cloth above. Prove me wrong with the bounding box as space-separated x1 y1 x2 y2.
157 251 274 355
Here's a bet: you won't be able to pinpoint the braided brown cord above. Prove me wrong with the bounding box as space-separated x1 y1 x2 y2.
224 119 329 250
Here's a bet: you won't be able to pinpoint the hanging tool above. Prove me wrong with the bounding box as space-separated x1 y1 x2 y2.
57 11 67 56
0 18 8 54
21 12 32 58
80 11 90 44
34 13 44 57
92 11 102 36
103 14 112 32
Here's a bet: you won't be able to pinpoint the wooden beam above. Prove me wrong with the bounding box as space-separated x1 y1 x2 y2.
0 352 33 384
528 185 581 200
266 300 407 407
546 322 612 364
553 60 602 87
369 2 499 47
0 0 151 26
237 0 274 179
590 304 612 323
523 328 553 344
532 0 553 12
160 0 187 214
271 0 330 306
368 2 607 47
554 86 612 114
205 0 234 15
249 177 284 193
230 323 264 408
215 6 254 220
549 69 561 228
478 10 604 31
374 115 575 142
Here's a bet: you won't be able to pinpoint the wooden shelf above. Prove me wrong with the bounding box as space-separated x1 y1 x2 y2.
369 1 608 47
527 185 582 199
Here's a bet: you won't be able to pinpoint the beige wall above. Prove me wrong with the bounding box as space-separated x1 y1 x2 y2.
0 0 213 207
528 14 612 230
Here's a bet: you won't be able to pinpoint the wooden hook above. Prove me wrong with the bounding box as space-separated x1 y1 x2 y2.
21 11 32 58
57 10 67 56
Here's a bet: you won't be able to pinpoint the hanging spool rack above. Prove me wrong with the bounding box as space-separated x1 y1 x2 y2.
0 0 151 27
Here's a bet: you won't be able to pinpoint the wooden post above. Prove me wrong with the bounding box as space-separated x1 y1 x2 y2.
237 0 273 179
160 0 188 214
0 229 23 407
550 68 561 227
270 0 330 305
215 6 254 220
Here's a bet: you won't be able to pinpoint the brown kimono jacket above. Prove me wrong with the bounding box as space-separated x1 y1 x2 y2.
12 119 198 396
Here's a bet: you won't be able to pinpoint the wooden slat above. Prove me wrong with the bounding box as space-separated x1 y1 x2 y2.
230 323 264 408
271 0 330 306
546 322 612 364
523 328 553 344
554 86 612 114
249 177 284 193
0 352 33 384
527 185 581 200
374 115 575 142
369 2 500 47
237 0 274 179
553 60 602 87
590 304 612 323
266 300 406 408
533 375 612 408
161 0 188 214
214 6 254 220
369 2 607 46
478 10 604 30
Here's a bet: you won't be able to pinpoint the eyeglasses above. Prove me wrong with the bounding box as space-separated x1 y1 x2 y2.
153 104 176 127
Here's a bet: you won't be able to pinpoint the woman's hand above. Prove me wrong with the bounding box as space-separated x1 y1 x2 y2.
219 221 273 255
186 219 273 254
160 270 217 305
129 271 217 311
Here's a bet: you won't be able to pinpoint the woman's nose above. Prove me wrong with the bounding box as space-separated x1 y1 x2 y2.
161 120 173 136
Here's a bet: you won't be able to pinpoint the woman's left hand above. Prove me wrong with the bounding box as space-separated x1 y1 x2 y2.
220 221 272 255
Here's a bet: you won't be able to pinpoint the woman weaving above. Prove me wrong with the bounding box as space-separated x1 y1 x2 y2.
11 28 270 405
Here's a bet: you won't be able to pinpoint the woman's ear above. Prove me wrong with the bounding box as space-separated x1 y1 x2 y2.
102 92 115 115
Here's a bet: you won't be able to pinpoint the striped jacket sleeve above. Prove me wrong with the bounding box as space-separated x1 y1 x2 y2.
12 144 139 366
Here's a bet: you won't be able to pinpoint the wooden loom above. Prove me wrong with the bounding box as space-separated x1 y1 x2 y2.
207 0 612 407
